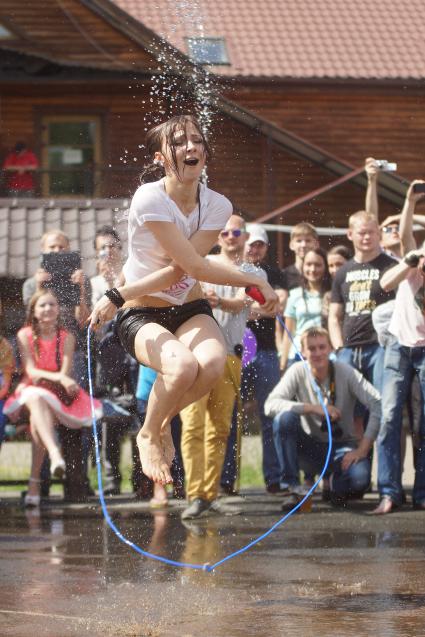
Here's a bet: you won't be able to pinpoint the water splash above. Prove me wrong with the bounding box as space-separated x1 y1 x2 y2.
147 1 217 140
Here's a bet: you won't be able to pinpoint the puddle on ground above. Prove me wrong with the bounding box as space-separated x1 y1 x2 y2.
0 502 425 636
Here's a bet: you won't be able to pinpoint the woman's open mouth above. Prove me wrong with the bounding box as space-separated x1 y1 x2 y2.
184 158 199 166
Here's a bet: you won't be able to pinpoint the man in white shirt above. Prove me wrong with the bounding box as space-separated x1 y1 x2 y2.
374 180 425 514
265 326 381 506
90 225 123 307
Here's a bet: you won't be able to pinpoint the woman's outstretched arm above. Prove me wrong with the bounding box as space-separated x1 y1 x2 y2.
89 228 220 327
90 225 277 327
121 221 276 306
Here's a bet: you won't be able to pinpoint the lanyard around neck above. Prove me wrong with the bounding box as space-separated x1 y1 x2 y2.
314 361 336 403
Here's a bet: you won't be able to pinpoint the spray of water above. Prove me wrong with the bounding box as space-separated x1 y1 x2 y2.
147 1 217 139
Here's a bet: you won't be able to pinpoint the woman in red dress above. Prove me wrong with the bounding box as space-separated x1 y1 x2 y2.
4 290 101 506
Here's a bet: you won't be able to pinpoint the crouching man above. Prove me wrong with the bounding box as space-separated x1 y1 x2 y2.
264 327 381 506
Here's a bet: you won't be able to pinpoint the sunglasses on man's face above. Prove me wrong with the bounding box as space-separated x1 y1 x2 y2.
382 225 400 233
220 229 243 238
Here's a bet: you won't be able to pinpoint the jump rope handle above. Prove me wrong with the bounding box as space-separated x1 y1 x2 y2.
245 286 266 305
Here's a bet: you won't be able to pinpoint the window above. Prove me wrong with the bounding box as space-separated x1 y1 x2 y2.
186 37 229 65
41 116 101 197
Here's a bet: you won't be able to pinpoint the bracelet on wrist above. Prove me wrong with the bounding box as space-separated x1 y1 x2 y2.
104 287 125 308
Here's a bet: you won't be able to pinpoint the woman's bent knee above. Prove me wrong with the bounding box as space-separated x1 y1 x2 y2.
274 411 300 434
165 353 198 390
205 352 226 384
26 394 50 412
349 459 371 492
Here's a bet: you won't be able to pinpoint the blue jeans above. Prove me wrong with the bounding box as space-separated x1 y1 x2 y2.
337 343 384 391
272 411 371 496
378 340 425 506
337 343 384 421
242 349 281 487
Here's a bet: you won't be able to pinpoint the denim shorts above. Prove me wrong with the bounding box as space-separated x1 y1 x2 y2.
116 298 215 359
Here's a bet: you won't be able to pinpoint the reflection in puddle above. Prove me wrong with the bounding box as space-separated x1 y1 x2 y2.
1 503 425 636
256 592 425 613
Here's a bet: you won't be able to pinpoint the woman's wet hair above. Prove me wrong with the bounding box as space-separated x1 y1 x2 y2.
140 114 211 184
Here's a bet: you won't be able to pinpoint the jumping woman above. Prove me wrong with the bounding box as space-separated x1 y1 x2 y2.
90 114 277 486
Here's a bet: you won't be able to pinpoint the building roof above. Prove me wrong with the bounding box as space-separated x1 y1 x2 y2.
0 199 129 279
113 0 425 80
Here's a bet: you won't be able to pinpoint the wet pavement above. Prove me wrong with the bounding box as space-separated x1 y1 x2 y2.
0 491 425 637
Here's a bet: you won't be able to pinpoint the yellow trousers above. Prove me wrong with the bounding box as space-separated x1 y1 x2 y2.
180 354 242 502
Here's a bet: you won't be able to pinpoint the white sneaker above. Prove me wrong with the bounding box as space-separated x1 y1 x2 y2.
290 484 310 497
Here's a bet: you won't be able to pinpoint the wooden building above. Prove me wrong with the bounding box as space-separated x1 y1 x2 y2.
1 0 425 308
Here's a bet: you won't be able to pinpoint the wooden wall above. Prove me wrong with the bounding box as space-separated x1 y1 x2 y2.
230 82 425 180
4 79 425 262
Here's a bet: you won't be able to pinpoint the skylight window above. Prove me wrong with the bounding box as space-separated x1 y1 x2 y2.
0 24 13 39
186 38 229 65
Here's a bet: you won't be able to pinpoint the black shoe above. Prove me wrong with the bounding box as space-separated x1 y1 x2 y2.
266 483 290 495
329 492 348 507
103 487 120 497
208 499 242 516
181 498 210 520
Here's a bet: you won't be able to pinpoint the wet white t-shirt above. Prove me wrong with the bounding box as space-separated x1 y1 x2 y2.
123 178 232 304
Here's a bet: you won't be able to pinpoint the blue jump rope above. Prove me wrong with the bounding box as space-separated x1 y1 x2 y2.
87 315 333 572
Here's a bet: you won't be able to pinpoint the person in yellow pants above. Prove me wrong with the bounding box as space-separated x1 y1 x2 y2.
181 354 242 518
180 215 269 519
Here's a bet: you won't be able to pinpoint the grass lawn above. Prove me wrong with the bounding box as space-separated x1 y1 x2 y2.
0 435 265 494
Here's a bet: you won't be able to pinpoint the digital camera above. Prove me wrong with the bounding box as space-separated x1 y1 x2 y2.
375 160 397 172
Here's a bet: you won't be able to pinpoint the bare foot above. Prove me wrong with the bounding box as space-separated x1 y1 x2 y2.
369 496 397 515
137 430 173 485
161 426 175 467
150 484 169 508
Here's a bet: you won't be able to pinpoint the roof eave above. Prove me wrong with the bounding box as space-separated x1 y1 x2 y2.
214 72 425 86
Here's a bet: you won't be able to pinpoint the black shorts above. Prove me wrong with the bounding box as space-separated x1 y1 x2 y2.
116 298 215 359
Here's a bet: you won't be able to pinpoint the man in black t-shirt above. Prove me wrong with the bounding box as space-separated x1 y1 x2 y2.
241 224 286 493
329 211 396 391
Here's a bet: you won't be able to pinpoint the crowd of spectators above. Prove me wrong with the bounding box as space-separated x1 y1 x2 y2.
1 157 425 518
